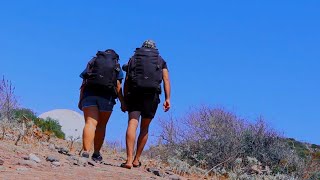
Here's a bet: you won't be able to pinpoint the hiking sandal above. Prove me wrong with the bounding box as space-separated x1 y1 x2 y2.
132 161 142 168
120 163 132 169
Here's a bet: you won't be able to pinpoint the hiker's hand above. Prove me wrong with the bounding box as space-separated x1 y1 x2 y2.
121 102 127 112
163 99 170 112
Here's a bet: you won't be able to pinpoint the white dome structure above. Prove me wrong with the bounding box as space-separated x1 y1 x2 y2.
39 109 85 140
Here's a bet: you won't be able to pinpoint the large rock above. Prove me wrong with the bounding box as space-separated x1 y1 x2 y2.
46 156 59 162
165 171 175 175
147 167 165 177
18 160 37 168
41 142 49 146
52 162 61 167
39 109 84 139
66 156 77 162
67 156 88 167
74 157 88 167
16 167 29 171
58 147 70 155
169 175 181 180
29 153 41 163
48 144 56 151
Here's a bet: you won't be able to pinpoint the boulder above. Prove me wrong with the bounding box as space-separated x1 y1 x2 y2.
29 153 41 163
18 160 37 168
46 156 59 162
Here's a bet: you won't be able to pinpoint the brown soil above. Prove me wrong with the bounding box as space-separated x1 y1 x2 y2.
0 139 187 180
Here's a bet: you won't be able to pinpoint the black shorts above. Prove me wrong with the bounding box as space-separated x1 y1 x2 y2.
126 92 160 119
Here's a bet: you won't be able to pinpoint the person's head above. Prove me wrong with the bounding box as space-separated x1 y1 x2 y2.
141 39 156 49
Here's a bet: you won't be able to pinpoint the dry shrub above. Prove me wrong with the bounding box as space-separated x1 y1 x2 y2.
153 106 306 178
302 152 320 180
0 76 18 140
0 76 17 122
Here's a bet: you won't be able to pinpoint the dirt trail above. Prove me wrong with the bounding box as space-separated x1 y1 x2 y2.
0 140 186 180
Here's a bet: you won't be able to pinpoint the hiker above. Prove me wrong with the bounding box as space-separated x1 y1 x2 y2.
121 40 171 169
78 49 126 162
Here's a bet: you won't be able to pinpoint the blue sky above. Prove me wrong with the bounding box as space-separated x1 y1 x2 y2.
0 1 319 145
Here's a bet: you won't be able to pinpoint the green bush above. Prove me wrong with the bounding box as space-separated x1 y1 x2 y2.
14 108 37 122
311 144 320 149
14 108 65 139
33 117 65 139
286 138 309 159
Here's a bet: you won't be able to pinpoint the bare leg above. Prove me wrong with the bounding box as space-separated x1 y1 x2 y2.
133 117 152 166
124 111 141 166
82 106 99 152
94 111 112 154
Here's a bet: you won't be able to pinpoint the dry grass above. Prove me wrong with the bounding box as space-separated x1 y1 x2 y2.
145 106 318 179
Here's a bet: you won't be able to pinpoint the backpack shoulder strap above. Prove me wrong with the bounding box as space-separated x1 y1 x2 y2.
157 55 163 70
127 56 135 73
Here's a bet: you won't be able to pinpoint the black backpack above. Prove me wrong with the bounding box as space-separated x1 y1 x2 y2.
127 48 163 93
84 49 120 89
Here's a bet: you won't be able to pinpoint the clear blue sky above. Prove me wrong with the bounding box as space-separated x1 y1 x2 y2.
0 1 319 145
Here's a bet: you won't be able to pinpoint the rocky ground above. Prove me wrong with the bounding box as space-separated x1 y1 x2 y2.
0 139 188 180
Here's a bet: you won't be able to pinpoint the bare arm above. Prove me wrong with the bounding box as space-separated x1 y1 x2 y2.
116 80 124 103
162 69 171 112
124 75 129 98
116 80 127 112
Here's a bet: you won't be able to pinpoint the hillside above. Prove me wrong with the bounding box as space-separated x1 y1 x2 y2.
0 132 319 180
0 77 319 179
